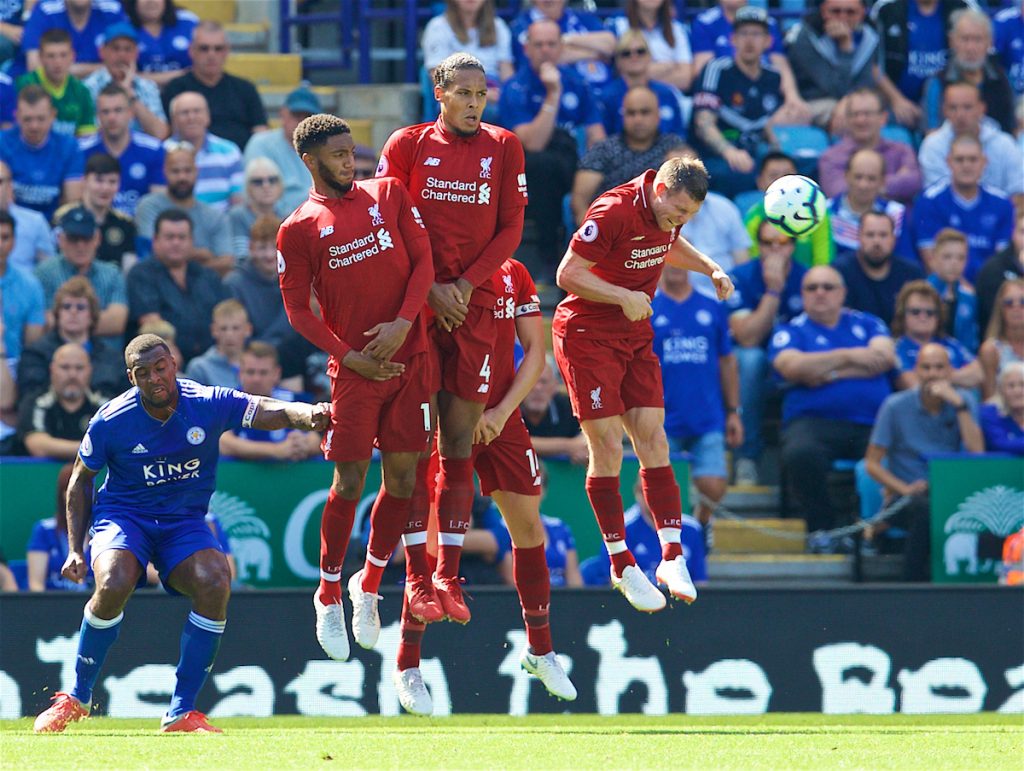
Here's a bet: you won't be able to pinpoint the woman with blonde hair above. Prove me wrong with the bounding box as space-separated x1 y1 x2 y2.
422 0 513 106
980 361 1024 454
608 0 693 90
979 278 1024 398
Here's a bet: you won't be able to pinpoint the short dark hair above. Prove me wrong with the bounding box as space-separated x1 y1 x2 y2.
17 84 51 108
154 208 193 238
124 334 172 368
433 53 486 90
40 28 72 48
243 340 280 366
0 209 14 233
97 82 132 102
85 152 121 177
292 114 351 156
655 156 709 202
758 151 796 175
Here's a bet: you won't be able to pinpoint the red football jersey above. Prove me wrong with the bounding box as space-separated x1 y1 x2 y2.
277 177 434 372
488 258 540 409
376 118 527 307
552 169 679 340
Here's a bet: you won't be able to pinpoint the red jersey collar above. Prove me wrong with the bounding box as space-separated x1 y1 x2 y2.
307 182 359 204
638 169 658 228
433 116 481 143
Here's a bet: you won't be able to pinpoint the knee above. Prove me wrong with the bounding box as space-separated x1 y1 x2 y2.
633 428 670 465
332 470 365 500
384 470 417 499
697 476 726 503
91 571 135 614
196 557 232 608
588 429 624 464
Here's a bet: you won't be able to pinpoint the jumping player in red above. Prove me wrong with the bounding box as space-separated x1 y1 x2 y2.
553 156 734 612
392 258 577 714
278 114 435 661
377 53 528 624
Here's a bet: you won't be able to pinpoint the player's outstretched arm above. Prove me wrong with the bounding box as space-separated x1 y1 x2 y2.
249 398 332 433
667 237 734 301
63 456 98 584
556 249 652 322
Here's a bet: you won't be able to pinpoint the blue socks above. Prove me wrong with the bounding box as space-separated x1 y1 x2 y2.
167 612 226 718
70 606 123 707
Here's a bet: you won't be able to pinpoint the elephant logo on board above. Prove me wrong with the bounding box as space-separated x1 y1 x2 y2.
943 485 1024 575
208 491 273 582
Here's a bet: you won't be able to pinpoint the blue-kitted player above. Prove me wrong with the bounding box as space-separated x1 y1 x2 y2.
33 333 330 734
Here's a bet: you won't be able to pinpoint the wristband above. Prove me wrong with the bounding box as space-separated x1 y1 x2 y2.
764 289 781 299
955 402 969 412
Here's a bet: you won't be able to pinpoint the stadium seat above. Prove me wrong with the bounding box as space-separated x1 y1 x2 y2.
880 123 918 150
227 53 303 87
733 189 762 216
177 0 236 24
772 125 831 177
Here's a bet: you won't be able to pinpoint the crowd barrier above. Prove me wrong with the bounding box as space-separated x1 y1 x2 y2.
0 457 689 584
0 586 1020 717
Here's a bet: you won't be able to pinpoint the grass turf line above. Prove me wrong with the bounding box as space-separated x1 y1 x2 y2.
3 714 1022 770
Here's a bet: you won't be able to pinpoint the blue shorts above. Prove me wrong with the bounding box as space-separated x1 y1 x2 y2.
667 431 727 479
89 511 221 594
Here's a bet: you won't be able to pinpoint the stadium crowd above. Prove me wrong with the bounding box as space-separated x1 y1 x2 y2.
1 0 1023 595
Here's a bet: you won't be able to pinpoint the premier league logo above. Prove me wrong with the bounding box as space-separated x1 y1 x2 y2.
480 156 492 179
368 203 384 227
186 427 207 445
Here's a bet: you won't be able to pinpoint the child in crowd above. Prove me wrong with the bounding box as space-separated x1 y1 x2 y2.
926 228 979 354
183 298 251 388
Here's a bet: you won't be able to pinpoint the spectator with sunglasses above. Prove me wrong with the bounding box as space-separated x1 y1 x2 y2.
597 29 687 139
891 280 982 390
608 0 693 92
769 266 895 541
161 21 267 151
227 157 287 262
17 276 127 405
726 220 806 486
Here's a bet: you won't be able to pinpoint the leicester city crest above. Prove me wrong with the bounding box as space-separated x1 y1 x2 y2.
186 426 206 445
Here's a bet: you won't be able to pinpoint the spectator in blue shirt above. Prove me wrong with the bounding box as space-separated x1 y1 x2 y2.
509 0 615 91
0 1 26 71
597 29 687 138
499 19 605 274
0 161 56 273
891 279 982 390
0 73 15 126
865 342 984 579
770 265 896 538
925 227 979 353
981 361 1024 454
727 220 806 486
581 476 707 587
835 210 924 327
993 2 1024 97
22 0 126 78
0 209 46 365
652 264 742 527
27 463 92 591
913 133 1015 282
0 85 84 221
123 0 199 87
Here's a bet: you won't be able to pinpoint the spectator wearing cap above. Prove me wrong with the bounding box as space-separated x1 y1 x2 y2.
167 91 244 214
243 87 319 214
784 0 878 133
79 84 165 218
135 141 233 275
34 206 128 342
22 0 127 78
0 85 84 222
84 22 169 140
692 6 784 199
0 159 55 272
227 157 287 261
17 276 127 404
162 21 268 151
54 153 137 271
123 0 199 87
16 29 96 138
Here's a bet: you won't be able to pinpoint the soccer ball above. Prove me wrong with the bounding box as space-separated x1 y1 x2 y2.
763 174 826 238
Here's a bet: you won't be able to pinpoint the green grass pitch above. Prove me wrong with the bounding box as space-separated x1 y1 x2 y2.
2 714 1022 770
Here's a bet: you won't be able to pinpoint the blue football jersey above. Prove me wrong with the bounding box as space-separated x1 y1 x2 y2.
79 131 165 216
79 378 257 520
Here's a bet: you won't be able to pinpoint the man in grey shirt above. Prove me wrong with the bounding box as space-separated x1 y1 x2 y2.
135 142 233 275
864 342 984 580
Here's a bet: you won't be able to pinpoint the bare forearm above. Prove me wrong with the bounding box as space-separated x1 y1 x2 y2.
220 431 285 460
24 434 81 460
251 397 321 431
957 412 984 453
666 236 722 275
490 342 545 425
730 298 779 347
695 111 731 155
557 258 628 306
866 454 914 498
720 355 740 411
515 104 559 153
134 103 169 140
775 349 852 383
66 467 95 553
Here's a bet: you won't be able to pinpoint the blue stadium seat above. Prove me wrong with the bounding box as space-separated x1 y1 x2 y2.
733 189 762 216
772 124 832 177
880 123 917 150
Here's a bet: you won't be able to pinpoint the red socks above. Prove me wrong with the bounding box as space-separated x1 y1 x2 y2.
396 593 425 671
513 545 552 655
641 466 684 560
585 475 635 576
403 455 434 580
361 490 412 593
435 456 474 579
318 490 357 603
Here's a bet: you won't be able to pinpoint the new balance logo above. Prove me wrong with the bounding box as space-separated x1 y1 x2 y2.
131 443 148 454
517 172 528 196
423 157 441 166
319 225 334 239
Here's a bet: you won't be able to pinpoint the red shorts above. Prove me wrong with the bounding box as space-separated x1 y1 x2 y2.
474 414 541 497
430 304 497 404
552 331 664 421
323 353 433 462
